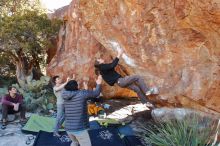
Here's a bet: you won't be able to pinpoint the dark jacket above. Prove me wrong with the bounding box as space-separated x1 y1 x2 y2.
61 84 101 132
96 57 121 86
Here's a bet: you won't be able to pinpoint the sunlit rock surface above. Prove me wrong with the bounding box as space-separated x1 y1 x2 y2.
47 0 136 98
152 108 219 122
47 0 220 116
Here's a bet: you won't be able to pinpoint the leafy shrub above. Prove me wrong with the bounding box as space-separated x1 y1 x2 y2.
0 88 7 96
139 115 217 146
0 76 17 88
13 76 56 113
0 87 7 111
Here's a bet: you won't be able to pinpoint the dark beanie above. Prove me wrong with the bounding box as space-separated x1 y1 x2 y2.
64 80 78 91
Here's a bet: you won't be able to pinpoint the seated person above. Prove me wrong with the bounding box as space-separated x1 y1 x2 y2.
1 86 26 127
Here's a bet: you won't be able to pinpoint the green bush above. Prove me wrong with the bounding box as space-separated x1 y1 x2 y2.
0 87 7 111
0 87 7 96
139 116 217 146
13 76 56 113
0 76 17 88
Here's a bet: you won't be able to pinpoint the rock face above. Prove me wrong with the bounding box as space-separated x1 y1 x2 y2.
47 0 220 116
152 108 219 122
48 5 69 20
47 0 135 98
46 6 70 64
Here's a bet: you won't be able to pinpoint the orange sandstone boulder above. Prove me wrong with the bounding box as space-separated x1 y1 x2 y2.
47 0 220 116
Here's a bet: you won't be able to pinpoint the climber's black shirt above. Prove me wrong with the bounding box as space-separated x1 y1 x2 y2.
97 57 121 86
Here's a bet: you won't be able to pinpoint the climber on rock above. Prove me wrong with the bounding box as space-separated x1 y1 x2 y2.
94 48 159 107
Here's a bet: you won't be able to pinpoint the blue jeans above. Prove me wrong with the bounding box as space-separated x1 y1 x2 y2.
54 104 65 133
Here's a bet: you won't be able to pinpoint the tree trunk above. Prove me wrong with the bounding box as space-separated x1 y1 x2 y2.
15 55 43 89
16 60 33 89
32 53 44 80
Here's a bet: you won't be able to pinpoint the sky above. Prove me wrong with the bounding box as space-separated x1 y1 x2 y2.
40 0 72 11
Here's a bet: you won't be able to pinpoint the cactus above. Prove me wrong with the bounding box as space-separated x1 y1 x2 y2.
0 87 7 111
12 76 56 113
0 88 7 96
